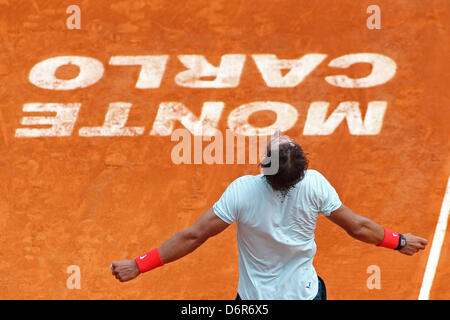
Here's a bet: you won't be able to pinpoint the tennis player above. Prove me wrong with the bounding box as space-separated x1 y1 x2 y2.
110 131 427 300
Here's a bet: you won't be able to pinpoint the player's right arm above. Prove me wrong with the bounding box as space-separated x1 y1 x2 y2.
327 204 428 256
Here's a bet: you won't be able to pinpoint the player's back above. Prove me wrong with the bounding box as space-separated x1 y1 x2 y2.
213 169 342 299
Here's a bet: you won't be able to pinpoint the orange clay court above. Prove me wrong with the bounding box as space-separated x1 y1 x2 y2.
0 0 449 299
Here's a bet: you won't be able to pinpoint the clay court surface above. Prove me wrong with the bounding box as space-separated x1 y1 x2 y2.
0 0 449 299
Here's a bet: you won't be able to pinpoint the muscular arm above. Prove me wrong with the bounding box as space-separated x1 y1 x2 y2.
158 208 230 263
326 204 427 255
326 204 384 244
111 208 230 281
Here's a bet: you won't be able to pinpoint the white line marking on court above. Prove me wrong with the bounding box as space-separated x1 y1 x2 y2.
418 175 450 300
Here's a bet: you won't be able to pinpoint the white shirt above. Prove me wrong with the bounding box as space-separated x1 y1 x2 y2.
213 169 342 300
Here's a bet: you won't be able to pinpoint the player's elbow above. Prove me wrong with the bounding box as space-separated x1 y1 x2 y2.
347 218 371 240
183 227 207 249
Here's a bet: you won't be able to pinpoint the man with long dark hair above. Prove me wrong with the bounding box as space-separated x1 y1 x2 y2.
110 131 427 300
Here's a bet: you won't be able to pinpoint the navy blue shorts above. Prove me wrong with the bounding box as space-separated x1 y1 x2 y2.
235 276 327 300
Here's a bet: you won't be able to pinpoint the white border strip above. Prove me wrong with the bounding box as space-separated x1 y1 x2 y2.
418 175 450 300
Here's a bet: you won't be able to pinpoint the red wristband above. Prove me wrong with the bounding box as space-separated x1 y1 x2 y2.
377 227 400 249
135 248 164 273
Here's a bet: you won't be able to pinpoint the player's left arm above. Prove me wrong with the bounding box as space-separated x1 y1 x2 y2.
111 208 230 282
327 204 427 255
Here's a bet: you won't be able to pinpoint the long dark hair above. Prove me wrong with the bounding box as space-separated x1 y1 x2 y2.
260 141 309 191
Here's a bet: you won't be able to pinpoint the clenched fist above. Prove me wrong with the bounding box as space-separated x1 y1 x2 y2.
111 259 141 282
399 233 428 256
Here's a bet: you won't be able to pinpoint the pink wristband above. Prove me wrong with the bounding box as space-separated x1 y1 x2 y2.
135 248 164 273
377 227 400 249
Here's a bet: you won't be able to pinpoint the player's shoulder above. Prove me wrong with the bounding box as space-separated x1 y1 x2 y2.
229 174 265 189
300 169 328 186
232 174 263 184
303 169 323 180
